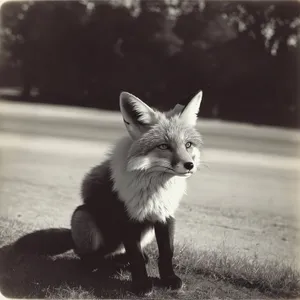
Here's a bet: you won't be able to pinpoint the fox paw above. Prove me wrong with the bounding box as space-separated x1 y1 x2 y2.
161 275 183 290
131 279 153 296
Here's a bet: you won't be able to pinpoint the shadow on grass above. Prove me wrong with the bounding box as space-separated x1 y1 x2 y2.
0 230 159 299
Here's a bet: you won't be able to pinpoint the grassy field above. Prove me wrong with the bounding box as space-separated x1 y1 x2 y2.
0 217 299 299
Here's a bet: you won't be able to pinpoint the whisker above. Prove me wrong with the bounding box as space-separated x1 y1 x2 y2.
199 161 210 170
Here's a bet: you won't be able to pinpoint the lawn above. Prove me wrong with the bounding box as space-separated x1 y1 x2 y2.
0 217 299 299
0 103 299 299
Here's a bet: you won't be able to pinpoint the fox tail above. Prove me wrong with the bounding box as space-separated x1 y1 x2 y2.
13 228 74 256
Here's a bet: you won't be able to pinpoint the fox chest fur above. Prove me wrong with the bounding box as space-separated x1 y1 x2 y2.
110 137 187 223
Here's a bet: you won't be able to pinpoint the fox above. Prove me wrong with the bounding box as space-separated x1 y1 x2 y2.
13 90 203 296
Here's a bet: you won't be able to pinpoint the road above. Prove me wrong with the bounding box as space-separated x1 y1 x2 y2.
0 99 299 267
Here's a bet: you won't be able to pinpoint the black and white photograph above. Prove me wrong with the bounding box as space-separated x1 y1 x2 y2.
0 0 299 298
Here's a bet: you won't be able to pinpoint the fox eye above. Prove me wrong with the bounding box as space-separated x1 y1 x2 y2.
157 144 170 150
185 142 192 149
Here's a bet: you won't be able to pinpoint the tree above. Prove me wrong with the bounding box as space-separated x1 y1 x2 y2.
222 1 300 55
75 1 132 107
1 1 87 100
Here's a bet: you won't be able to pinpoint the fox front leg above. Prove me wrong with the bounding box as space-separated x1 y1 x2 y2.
155 217 183 290
123 225 153 296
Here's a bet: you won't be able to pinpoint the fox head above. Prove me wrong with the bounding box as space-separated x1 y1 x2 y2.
120 91 203 178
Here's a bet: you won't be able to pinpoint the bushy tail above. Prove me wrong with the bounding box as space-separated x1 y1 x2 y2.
13 228 74 256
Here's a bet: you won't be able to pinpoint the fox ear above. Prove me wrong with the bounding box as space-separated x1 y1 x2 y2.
165 103 185 118
119 92 156 139
180 90 203 126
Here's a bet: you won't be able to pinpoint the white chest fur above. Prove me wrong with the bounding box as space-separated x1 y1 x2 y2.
109 137 187 223
115 171 186 222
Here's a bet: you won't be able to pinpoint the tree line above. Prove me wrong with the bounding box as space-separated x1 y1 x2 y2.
1 0 299 128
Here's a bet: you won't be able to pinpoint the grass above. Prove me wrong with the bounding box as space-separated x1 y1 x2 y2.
0 218 299 299
172 243 300 298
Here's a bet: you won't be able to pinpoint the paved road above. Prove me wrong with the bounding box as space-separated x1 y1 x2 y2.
0 99 299 267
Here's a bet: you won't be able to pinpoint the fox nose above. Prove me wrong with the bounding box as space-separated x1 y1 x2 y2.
184 162 194 171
